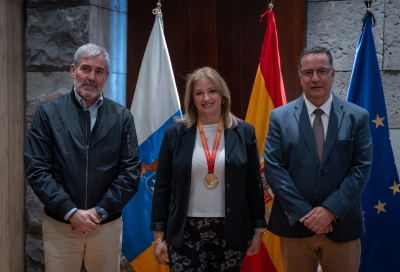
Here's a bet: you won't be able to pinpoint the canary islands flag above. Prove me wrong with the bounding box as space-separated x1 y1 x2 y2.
346 12 400 272
121 8 182 272
243 9 286 272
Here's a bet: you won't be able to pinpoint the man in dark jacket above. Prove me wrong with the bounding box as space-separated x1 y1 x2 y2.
24 43 141 272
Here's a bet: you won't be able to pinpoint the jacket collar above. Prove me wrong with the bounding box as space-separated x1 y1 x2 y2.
70 87 82 109
69 86 105 114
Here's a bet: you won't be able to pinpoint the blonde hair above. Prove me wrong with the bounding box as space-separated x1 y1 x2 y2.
177 67 239 128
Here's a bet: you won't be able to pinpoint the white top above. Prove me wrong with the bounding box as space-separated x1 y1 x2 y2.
187 124 225 217
304 94 333 140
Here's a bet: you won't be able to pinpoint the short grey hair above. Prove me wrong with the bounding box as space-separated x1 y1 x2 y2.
73 43 110 73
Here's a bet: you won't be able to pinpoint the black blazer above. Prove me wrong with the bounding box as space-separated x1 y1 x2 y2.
151 120 266 247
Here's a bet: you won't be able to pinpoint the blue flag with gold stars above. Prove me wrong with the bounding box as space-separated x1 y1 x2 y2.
347 12 400 272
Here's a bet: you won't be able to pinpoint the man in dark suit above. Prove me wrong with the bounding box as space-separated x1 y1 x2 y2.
264 46 373 272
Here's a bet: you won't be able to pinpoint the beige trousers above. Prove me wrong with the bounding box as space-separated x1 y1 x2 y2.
42 214 122 272
280 234 360 272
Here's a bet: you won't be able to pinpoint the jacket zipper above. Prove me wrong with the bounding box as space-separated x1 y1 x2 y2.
85 112 90 210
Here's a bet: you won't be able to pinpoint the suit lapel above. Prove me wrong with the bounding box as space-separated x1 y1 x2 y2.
294 96 320 166
181 125 197 166
320 94 344 168
225 124 238 160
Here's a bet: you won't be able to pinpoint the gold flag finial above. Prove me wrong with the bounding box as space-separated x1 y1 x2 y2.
364 0 373 12
269 0 274 11
157 0 162 12
268 0 274 11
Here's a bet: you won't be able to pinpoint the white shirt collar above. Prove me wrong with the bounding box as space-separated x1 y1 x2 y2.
304 93 332 117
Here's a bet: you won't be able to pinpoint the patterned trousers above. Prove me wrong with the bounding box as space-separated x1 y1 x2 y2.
168 217 248 272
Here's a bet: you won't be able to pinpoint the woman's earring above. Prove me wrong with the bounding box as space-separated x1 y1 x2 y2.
191 104 196 110
222 99 225 104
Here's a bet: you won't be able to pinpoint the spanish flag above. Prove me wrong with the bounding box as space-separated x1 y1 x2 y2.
242 9 286 272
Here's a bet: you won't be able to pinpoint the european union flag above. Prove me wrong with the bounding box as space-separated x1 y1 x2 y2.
346 12 400 272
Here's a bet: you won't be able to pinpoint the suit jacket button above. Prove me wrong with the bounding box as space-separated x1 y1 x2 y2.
314 194 318 199
226 183 230 188
318 172 322 177
226 208 230 213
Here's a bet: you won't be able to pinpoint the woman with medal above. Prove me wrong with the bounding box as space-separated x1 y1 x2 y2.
151 67 266 271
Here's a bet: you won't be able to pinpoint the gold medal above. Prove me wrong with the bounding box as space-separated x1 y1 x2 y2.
204 173 219 189
197 117 224 189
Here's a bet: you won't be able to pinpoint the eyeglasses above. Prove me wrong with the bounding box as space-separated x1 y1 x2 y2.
300 68 332 78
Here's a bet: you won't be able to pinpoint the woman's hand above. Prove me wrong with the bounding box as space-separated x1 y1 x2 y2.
246 231 263 256
153 241 169 265
153 231 169 265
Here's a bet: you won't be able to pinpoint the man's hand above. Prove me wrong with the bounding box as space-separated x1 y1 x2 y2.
87 207 102 223
317 223 333 234
70 209 100 235
302 206 333 234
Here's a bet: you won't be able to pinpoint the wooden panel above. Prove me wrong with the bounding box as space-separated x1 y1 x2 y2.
162 0 191 103
188 0 217 69
274 0 306 102
0 1 9 269
0 1 26 271
126 0 219 109
237 0 268 117
126 0 306 116
126 1 155 109
215 0 242 116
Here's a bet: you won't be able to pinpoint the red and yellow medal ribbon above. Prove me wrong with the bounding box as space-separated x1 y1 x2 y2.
197 117 223 175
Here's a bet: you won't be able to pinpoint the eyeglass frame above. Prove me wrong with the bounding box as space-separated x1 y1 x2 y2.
299 67 333 78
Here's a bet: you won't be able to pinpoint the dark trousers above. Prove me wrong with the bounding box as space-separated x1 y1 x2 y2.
168 217 248 272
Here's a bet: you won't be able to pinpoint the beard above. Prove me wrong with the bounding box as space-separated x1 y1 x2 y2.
74 78 102 100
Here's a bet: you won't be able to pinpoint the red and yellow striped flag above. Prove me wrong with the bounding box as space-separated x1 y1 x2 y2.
242 9 286 272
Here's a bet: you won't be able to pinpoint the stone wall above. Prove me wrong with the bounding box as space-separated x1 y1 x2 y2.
307 0 400 174
25 1 132 271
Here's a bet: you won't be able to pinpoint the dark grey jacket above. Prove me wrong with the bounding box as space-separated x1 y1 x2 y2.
24 89 141 224
265 93 372 242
